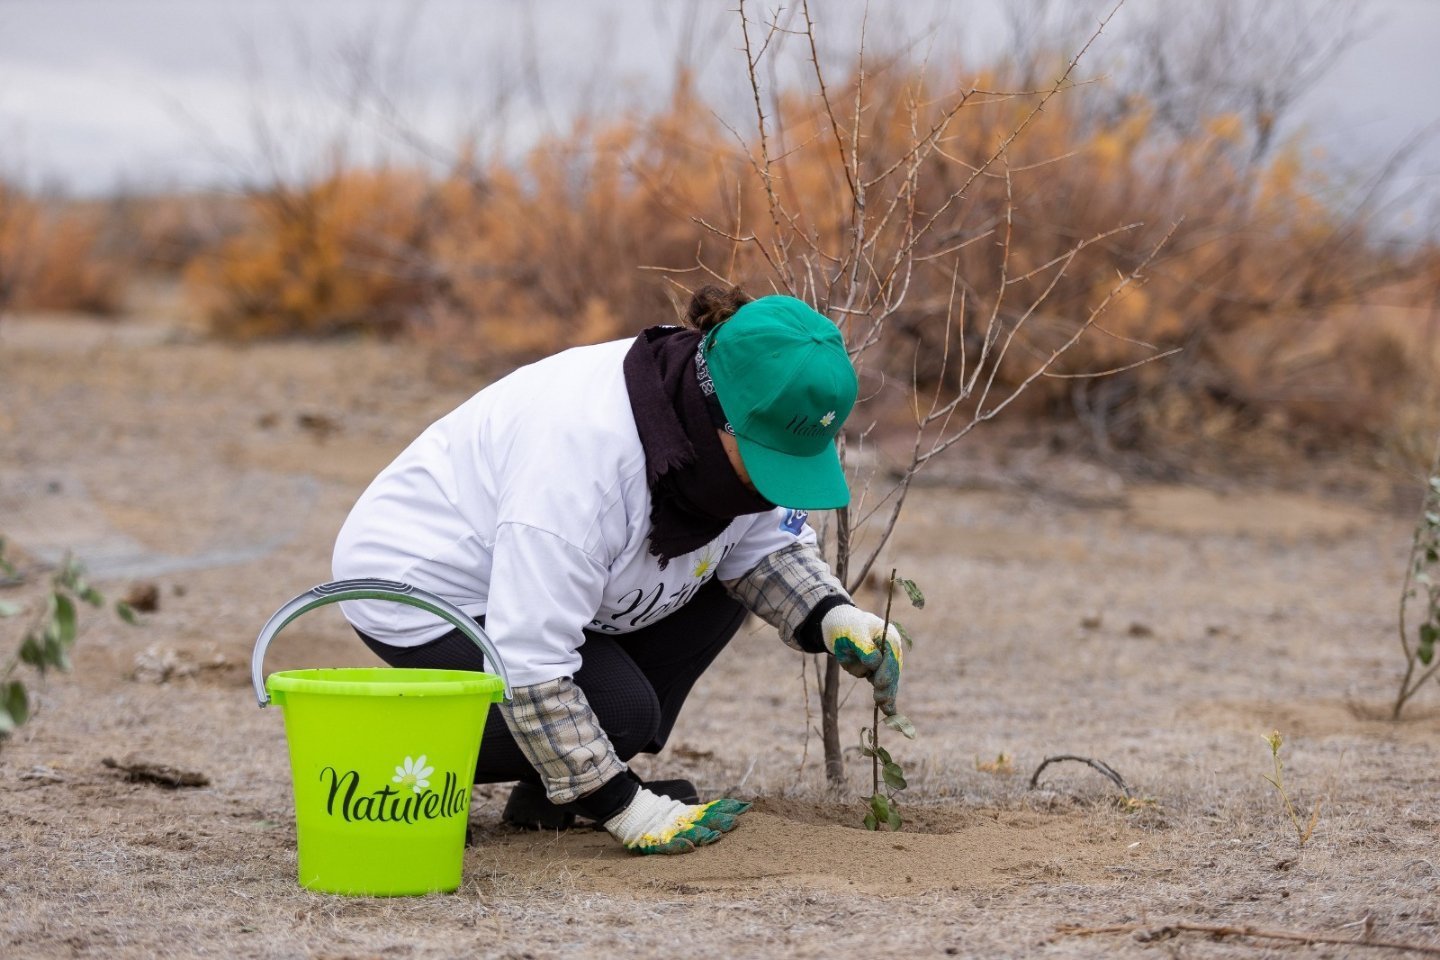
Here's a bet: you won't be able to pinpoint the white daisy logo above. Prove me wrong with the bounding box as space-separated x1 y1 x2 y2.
692 546 717 579
819 411 836 427
392 755 434 794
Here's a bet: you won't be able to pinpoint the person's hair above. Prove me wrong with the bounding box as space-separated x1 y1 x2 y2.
684 285 753 332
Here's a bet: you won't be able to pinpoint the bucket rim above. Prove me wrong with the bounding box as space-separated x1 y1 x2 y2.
266 667 506 700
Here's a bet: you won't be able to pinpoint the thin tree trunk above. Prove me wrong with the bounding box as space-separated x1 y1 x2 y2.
823 503 852 786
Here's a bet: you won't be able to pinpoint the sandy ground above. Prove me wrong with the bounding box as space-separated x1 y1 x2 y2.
2 314 1438 959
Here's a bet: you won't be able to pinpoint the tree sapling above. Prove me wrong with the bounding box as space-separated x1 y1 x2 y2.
1 541 138 743
1393 432 1440 719
859 570 922 830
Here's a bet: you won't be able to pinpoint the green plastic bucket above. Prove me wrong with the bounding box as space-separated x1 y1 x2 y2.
251 579 511 896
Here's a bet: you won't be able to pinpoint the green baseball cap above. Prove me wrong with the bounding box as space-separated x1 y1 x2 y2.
702 295 858 509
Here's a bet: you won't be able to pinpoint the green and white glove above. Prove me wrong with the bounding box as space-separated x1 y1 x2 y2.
604 787 751 856
821 604 904 716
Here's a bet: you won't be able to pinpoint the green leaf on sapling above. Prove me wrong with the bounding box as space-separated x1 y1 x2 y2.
53 593 77 646
3 681 29 728
893 620 914 650
886 806 903 831
870 793 892 823
80 586 104 608
115 601 138 626
883 761 908 791
43 635 70 672
863 812 878 831
1420 623 1438 666
884 714 917 740
19 633 46 671
875 746 893 766
899 578 925 609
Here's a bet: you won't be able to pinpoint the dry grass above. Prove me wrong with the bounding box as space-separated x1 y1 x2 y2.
2 315 1439 958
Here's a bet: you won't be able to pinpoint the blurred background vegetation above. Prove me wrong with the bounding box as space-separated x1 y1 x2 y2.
0 0 1435 473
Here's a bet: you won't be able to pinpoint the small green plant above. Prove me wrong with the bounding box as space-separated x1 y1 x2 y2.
1393 433 1440 719
0 538 137 742
859 570 921 831
1262 730 1321 847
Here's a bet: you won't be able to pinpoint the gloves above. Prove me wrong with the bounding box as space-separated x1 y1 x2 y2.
821 604 903 716
603 786 751 855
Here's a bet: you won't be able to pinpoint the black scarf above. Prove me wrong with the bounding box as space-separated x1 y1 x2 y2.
623 325 774 567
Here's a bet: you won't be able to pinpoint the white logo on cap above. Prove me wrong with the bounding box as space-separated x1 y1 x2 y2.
819 411 836 427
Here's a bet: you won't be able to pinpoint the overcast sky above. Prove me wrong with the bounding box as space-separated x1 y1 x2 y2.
1 0 1437 234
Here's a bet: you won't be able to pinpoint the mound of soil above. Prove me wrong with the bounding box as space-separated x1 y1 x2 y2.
476 799 1131 897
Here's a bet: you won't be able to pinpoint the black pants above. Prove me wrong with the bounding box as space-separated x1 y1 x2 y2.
356 579 747 786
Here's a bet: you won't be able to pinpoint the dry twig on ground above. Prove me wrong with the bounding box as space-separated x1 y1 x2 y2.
1055 920 1440 956
1027 754 1132 798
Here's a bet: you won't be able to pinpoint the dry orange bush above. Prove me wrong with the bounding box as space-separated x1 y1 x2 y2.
21 206 126 315
0 181 40 311
0 186 125 316
412 81 756 368
184 168 435 338
180 58 1437 453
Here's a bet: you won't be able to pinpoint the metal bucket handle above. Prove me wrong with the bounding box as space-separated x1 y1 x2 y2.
251 578 512 707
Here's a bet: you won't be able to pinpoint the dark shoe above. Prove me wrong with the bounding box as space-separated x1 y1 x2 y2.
501 778 701 831
502 781 575 831
645 778 700 805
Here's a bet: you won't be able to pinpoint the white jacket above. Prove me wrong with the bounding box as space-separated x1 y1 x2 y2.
333 337 818 688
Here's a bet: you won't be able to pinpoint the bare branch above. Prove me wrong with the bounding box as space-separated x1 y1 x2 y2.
896 0 1125 265
738 0 796 289
1042 347 1183 379
1004 223 1143 285
918 219 1180 466
801 0 859 206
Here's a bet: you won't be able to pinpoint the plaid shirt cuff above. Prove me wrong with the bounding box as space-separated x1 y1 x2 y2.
722 540 851 651
498 677 629 804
